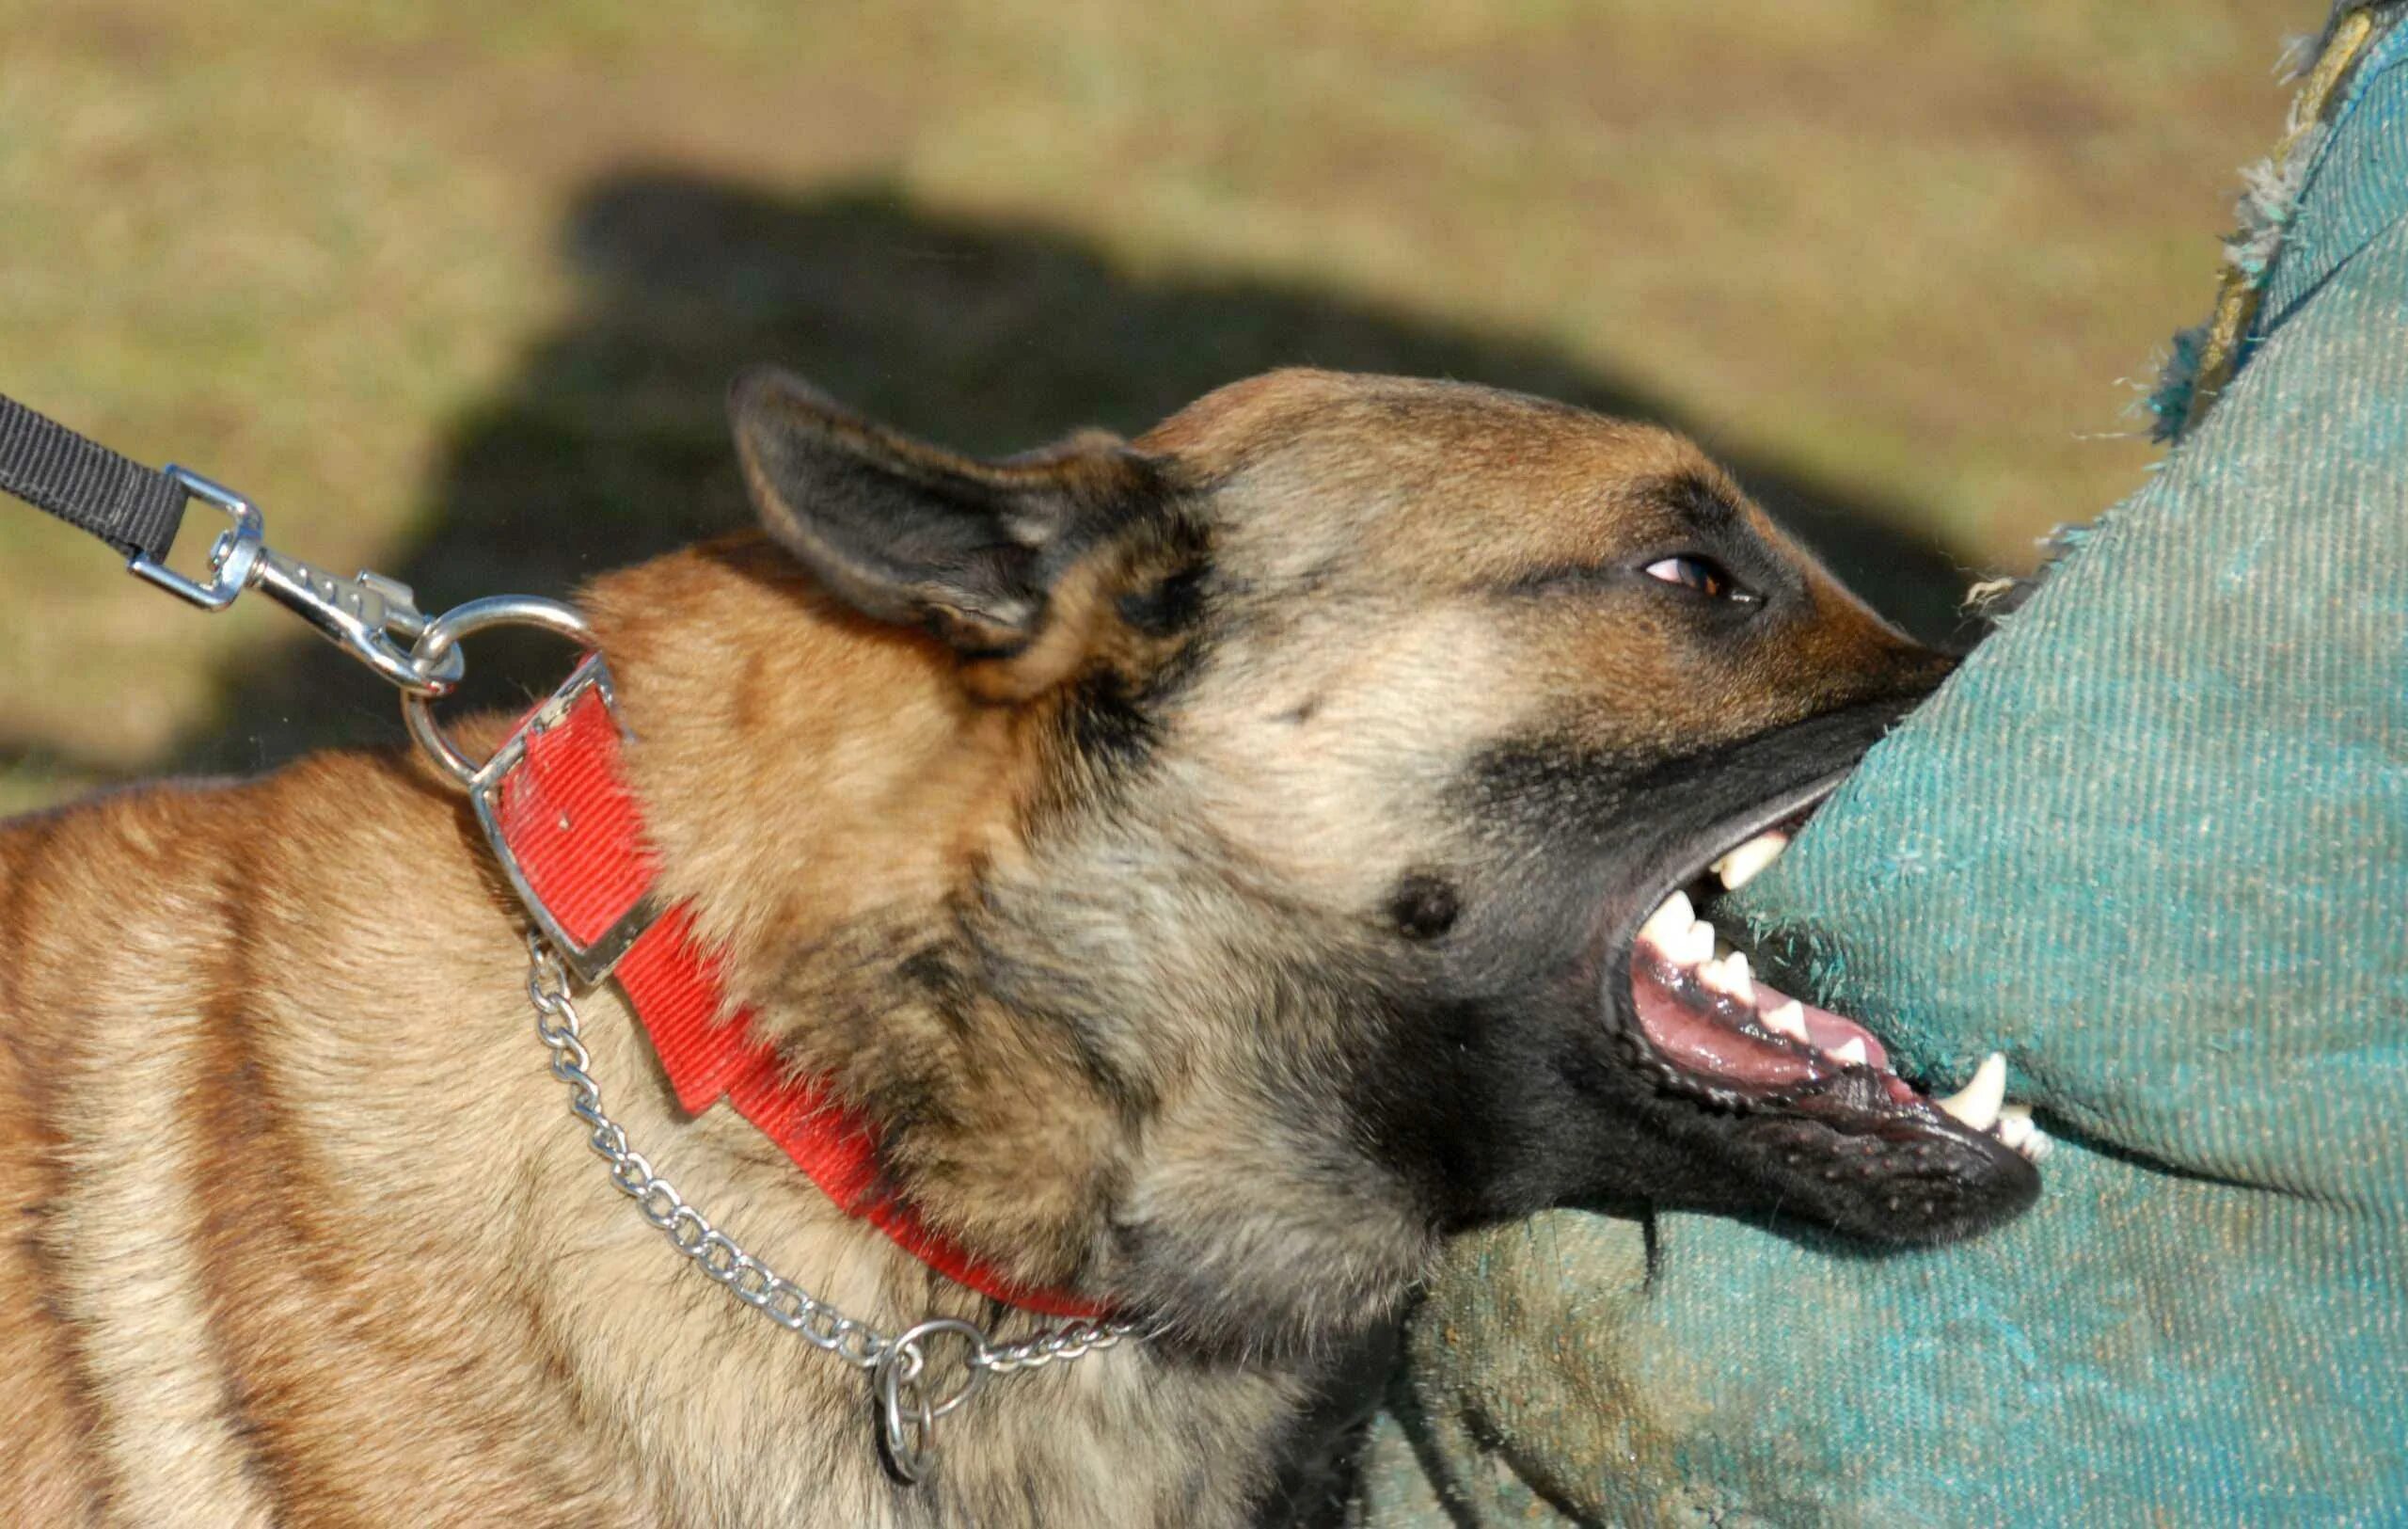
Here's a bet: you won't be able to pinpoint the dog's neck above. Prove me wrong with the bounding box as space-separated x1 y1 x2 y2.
575 534 1125 1298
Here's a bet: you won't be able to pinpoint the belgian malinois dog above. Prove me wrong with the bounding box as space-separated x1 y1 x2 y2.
0 369 2039 1526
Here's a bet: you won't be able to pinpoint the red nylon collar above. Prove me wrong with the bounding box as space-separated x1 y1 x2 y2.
483 672 1103 1321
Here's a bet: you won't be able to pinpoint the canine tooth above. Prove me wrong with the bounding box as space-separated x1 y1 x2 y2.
1711 832 1790 891
1830 1036 1869 1067
1640 890 1695 948
1763 999 1809 1042
1937 1053 2007 1133
1996 1112 2035 1152
2022 1129 2055 1164
1671 918 1716 968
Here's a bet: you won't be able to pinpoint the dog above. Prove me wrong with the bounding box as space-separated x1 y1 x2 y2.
0 368 2036 1526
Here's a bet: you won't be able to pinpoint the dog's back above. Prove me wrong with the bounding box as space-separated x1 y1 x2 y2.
0 802 119 1521
0 766 655 1524
0 781 283 1521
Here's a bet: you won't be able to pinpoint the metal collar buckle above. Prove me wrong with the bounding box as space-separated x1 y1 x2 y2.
465 650 662 988
393 596 658 985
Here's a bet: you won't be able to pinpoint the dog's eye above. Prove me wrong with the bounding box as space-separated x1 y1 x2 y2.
1642 554 1751 601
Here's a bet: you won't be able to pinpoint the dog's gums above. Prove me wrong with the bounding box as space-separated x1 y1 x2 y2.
1621 819 2052 1163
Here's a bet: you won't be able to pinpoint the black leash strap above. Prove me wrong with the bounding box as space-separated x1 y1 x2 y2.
0 391 187 563
0 387 466 692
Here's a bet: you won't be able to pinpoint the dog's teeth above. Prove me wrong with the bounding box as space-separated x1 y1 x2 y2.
1637 890 1695 953
1719 951 1753 1002
1671 918 1716 968
1996 1102 2052 1163
1937 1053 2008 1133
1763 999 1809 1042
1830 1036 1869 1067
1699 954 1751 1003
1640 890 1695 948
1711 832 1790 891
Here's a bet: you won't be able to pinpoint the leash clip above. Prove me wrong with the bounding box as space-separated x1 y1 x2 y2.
127 467 262 612
129 465 465 694
251 546 460 695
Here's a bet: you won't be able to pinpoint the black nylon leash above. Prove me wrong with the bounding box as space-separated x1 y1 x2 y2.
0 392 188 563
0 389 465 691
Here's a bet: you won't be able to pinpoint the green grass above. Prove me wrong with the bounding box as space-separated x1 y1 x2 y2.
0 0 2301 805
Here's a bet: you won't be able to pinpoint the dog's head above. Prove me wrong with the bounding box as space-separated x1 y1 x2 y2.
701 366 2035 1353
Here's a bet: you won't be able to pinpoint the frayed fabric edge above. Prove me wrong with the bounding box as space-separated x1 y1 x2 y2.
2146 7 2387 440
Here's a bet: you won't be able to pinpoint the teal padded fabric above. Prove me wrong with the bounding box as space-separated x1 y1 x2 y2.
1352 17 2408 1525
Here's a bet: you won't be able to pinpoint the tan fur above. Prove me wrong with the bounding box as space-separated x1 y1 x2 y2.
0 369 1941 1525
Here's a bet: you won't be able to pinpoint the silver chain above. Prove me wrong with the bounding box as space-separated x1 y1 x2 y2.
522 933 1142 1480
124 478 1146 1484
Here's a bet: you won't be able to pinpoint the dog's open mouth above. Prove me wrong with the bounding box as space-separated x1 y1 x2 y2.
1622 812 2052 1166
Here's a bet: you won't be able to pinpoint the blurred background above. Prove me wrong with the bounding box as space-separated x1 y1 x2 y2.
0 1 2302 812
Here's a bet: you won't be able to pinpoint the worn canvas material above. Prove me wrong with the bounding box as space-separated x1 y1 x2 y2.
1354 18 2408 1524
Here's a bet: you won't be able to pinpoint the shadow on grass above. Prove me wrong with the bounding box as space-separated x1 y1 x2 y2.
169 171 1975 774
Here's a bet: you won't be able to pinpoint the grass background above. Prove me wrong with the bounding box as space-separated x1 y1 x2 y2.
0 1 2305 812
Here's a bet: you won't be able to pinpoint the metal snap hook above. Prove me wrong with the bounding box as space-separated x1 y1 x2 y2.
135 469 467 694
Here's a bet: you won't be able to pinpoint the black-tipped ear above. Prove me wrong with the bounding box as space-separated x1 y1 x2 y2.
729 366 1166 655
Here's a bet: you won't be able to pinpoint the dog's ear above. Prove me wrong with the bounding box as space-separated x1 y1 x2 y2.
729 366 1167 657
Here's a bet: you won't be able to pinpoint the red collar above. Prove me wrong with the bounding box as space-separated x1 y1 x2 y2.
477 661 1104 1321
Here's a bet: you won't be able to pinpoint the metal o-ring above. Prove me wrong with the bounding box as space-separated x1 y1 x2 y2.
874 1318 989 1483
398 595 594 789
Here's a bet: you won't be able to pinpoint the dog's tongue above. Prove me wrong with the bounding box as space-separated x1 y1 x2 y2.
1630 950 1911 1096
1624 857 2048 1157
